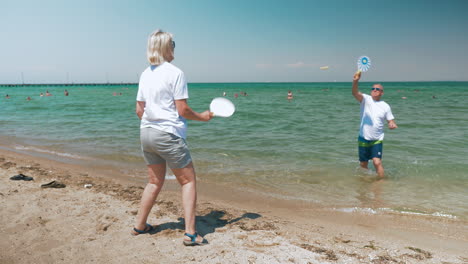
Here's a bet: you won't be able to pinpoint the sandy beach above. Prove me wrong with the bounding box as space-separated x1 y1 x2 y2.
0 147 466 264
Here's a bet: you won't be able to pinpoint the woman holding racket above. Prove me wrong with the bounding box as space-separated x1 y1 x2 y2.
132 29 212 246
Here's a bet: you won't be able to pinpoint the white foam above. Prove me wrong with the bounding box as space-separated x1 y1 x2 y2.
394 209 458 219
165 174 176 180
335 207 378 214
14 145 87 160
334 207 457 219
431 212 457 219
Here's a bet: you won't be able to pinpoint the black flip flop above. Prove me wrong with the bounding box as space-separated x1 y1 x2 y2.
41 180 66 188
10 174 34 181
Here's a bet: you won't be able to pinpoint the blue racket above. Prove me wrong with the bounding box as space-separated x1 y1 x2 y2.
357 56 371 72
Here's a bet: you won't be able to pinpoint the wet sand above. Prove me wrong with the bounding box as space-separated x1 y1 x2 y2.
0 147 466 264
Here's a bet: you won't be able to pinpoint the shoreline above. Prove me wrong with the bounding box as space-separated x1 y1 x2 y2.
1 138 465 221
1 147 467 263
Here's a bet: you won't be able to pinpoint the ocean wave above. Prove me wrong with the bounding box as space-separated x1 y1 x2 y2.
165 174 176 180
14 145 88 160
334 207 457 219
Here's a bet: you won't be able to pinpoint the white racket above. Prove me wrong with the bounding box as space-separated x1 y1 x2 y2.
210 97 235 117
357 56 371 72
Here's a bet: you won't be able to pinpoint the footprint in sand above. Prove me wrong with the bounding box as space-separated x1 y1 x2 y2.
95 214 119 233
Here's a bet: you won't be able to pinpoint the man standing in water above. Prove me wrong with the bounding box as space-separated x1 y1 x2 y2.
352 71 397 178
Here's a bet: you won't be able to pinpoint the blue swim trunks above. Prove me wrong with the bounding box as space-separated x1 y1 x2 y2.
358 136 383 162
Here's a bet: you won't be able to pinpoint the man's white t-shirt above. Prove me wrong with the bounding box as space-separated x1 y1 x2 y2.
359 94 394 141
137 62 189 139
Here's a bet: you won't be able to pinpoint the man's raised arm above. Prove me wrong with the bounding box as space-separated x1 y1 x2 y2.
352 71 363 102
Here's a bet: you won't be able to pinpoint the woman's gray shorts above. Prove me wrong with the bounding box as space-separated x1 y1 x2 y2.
140 127 192 169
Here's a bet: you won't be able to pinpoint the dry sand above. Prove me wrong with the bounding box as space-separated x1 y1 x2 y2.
0 148 467 264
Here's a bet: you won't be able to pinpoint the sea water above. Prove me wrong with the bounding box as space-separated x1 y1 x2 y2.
1 82 467 219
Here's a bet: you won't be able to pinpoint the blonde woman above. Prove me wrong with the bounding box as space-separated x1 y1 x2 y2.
132 29 212 246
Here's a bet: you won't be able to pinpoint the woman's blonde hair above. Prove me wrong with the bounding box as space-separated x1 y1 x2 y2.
147 29 174 65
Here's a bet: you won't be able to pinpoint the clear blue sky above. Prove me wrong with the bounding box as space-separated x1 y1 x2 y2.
2 0 467 83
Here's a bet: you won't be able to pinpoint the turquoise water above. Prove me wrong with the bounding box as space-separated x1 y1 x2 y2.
1 82 467 219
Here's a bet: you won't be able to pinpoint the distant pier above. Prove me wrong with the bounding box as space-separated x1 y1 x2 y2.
0 83 137 88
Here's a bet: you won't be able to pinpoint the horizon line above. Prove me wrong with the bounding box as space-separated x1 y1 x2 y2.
1 80 467 87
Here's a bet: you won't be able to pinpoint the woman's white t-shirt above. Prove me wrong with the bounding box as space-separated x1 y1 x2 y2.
137 62 189 139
